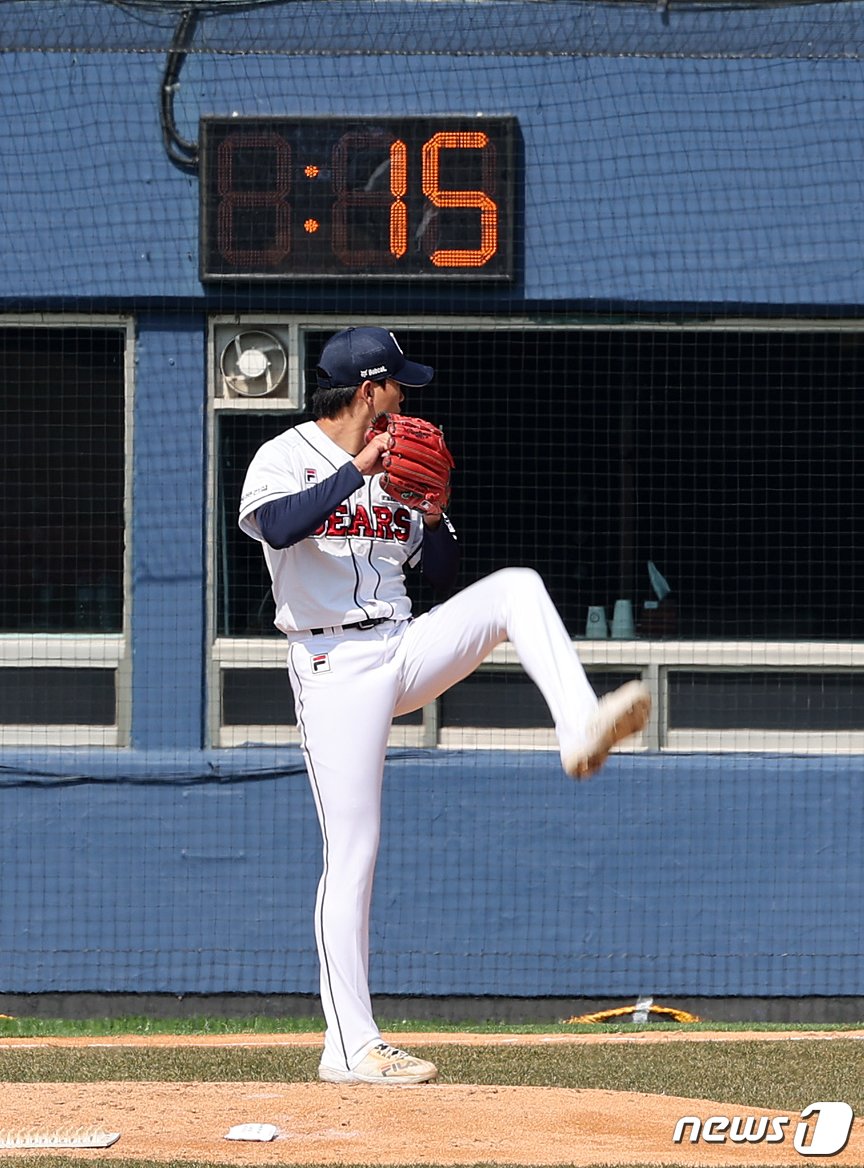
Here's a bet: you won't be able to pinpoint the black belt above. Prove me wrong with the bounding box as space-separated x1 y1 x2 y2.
308 617 389 636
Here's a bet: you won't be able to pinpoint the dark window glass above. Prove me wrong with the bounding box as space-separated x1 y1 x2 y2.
669 672 864 731
221 667 422 726
0 668 115 724
222 667 295 725
0 327 125 633
440 669 639 729
217 328 864 641
218 414 287 637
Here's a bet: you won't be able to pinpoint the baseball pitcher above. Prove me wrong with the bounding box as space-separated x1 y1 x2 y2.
239 326 650 1085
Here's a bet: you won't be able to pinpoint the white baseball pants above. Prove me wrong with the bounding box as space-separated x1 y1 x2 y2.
286 567 600 1072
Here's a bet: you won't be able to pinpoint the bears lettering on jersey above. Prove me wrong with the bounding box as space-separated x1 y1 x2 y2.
347 504 375 538
315 503 411 542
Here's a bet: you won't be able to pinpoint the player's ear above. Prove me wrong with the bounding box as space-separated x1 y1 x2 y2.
357 379 377 408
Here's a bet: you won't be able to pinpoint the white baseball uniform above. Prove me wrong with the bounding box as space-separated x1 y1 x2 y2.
240 419 601 1074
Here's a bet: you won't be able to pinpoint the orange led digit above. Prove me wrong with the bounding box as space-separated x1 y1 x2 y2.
389 139 408 258
332 129 406 268
421 131 498 267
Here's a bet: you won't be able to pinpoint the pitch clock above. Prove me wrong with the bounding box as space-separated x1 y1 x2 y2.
199 115 519 281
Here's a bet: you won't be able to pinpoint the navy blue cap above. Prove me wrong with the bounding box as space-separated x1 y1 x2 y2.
316 327 434 390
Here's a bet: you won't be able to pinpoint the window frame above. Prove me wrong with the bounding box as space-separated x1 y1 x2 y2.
208 313 864 754
0 314 134 748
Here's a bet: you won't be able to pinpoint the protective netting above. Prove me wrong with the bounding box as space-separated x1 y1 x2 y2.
0 0 862 1009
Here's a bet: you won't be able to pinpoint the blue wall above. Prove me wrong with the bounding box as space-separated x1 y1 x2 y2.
0 1 862 998
2 751 862 996
130 315 208 750
1 3 864 307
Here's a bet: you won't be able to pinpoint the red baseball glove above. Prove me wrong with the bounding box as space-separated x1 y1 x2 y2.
365 413 455 517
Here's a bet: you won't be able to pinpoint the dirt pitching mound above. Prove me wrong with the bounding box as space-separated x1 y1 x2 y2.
0 1079 861 1166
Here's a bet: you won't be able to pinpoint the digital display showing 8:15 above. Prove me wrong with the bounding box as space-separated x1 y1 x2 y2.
199 116 518 281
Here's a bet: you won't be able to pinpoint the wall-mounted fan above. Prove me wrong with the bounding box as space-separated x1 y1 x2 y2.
219 330 288 398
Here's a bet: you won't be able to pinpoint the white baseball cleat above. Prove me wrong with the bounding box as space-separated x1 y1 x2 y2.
318 1041 438 1085
563 680 652 780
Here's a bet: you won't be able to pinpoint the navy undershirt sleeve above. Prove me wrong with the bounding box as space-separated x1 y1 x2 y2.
420 516 459 592
255 462 364 549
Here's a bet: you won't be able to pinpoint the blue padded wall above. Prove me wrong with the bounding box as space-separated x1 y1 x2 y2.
1 750 861 997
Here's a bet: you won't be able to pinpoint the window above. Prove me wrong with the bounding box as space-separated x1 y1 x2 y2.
211 319 864 750
0 321 129 744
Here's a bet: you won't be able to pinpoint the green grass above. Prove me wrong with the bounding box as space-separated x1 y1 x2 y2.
0 1012 861 1038
0 1014 325 1038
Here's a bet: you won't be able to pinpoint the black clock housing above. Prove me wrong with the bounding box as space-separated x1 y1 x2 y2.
199 115 519 282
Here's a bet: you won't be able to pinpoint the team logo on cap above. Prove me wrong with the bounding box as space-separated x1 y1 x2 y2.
360 365 388 378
